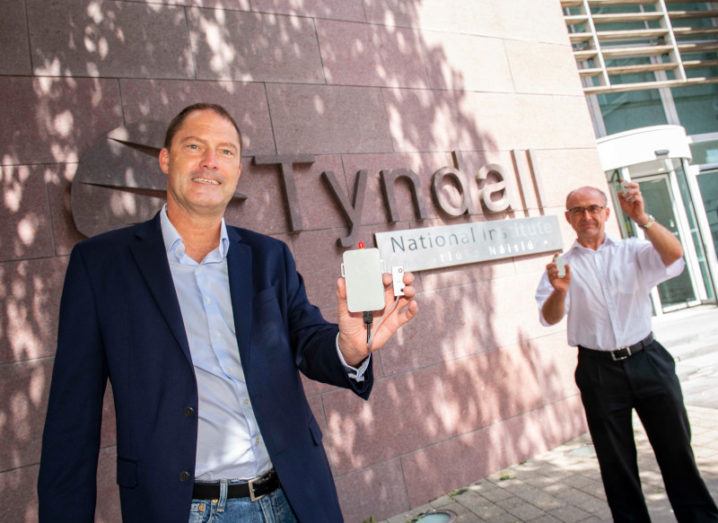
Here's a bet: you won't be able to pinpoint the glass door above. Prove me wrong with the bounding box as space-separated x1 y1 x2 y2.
607 158 709 313
637 175 700 311
696 168 718 253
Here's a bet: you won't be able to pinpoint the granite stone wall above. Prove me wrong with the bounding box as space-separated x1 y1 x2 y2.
0 0 608 521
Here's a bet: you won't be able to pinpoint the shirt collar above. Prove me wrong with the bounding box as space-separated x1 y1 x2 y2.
159 204 230 263
567 234 617 254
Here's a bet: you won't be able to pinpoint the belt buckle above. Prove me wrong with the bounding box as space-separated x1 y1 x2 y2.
248 477 265 502
611 347 631 361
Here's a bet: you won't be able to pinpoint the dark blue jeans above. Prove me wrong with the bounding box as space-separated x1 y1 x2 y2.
189 482 298 523
576 340 718 522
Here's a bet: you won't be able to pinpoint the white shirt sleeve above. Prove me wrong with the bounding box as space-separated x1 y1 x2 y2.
633 238 685 290
335 333 371 382
535 270 569 326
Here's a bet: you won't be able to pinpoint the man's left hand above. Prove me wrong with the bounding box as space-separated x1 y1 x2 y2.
336 272 418 367
617 181 651 226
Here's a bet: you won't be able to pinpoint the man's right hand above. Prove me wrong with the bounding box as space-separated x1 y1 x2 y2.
546 253 571 294
541 253 571 325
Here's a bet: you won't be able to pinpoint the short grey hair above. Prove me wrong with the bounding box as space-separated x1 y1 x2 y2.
566 186 608 208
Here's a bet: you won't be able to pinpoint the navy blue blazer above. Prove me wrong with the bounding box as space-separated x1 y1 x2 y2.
38 214 372 522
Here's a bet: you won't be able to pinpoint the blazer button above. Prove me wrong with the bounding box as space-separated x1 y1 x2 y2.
179 471 191 482
184 406 195 417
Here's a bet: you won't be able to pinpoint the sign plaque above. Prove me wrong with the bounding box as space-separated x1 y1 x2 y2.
375 216 563 272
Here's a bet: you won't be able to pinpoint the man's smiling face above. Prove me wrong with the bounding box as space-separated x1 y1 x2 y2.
565 187 610 247
159 109 242 220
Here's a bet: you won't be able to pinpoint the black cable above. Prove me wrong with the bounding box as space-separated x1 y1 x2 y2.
363 311 373 346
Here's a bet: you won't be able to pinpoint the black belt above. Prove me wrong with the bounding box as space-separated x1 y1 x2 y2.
578 332 654 362
192 469 279 501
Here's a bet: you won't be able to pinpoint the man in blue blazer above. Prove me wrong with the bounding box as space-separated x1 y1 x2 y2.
38 103 418 522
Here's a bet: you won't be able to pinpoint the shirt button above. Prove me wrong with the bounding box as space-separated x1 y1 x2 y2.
184 406 195 417
244 399 251 406
179 471 191 482
204 297 210 305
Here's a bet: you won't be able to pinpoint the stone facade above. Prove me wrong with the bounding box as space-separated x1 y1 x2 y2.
0 0 608 521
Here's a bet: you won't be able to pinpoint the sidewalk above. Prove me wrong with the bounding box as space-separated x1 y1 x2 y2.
382 306 718 523
383 406 718 523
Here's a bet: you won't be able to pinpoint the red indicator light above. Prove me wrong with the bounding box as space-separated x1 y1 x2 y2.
357 241 365 249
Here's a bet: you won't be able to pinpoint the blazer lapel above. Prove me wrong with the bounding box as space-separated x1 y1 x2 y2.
226 227 254 370
129 215 193 365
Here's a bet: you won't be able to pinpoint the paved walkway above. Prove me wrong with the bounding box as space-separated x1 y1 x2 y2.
383 406 718 523
383 306 718 523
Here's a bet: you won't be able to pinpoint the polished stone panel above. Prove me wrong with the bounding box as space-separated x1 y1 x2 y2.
0 257 67 365
252 0 365 22
383 88 512 152
0 0 32 75
188 8 324 83
0 165 54 262
334 459 409 522
363 0 502 38
316 20 430 88
400 396 585 507
494 0 570 45
44 163 89 255
267 84 394 155
422 32 513 93
506 41 583 96
27 0 194 79
291 228 344 311
0 464 40 522
0 77 123 167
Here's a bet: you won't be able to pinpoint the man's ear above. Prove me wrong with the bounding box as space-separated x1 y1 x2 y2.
159 148 170 175
564 210 571 224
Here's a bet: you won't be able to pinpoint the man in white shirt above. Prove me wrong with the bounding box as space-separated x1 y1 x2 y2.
536 184 718 522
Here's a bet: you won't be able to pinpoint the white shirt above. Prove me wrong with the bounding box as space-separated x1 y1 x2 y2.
535 236 684 351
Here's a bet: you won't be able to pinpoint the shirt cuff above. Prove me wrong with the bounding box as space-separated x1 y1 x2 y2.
665 256 685 278
335 333 371 382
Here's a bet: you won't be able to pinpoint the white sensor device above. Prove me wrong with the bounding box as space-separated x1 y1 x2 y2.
341 248 385 312
391 266 405 297
619 180 630 197
556 256 566 278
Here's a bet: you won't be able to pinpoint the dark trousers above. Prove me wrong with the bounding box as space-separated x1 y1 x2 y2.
575 340 718 522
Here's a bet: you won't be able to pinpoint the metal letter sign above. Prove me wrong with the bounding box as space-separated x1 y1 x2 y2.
375 216 563 272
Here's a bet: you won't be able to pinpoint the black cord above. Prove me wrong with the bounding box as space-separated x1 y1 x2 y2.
363 311 373 345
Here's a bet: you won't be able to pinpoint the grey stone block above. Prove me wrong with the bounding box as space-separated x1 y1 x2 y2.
252 0 365 22
27 0 193 78
188 8 324 83
267 84 394 155
0 0 32 75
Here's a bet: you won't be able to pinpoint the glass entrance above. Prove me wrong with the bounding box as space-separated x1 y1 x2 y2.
637 176 697 309
598 126 718 315
606 158 713 314
696 168 718 250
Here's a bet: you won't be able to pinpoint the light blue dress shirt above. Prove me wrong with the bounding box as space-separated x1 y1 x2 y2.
160 206 369 480
160 208 271 480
